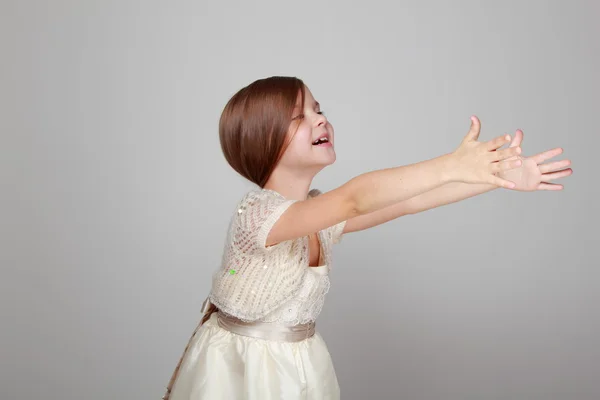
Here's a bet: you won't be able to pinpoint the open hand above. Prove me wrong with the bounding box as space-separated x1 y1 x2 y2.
496 129 572 191
449 116 523 189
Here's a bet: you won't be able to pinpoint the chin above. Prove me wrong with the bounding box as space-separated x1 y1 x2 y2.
319 153 336 167
305 148 336 168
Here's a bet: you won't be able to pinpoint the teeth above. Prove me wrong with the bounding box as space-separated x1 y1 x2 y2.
312 137 329 145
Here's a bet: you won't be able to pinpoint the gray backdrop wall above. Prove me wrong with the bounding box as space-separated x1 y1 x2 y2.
1 1 597 399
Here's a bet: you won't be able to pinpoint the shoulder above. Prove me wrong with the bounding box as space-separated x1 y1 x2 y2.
238 187 318 206
235 188 294 222
232 188 298 250
237 188 287 209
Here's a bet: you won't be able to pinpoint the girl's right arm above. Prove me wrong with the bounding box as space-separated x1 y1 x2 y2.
266 117 522 247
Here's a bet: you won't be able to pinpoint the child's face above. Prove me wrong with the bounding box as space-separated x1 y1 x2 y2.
278 85 336 173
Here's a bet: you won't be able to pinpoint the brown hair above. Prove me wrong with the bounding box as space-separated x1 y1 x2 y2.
219 76 306 188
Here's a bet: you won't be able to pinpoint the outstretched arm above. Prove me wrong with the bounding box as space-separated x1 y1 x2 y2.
342 181 495 233
266 116 520 247
342 128 572 235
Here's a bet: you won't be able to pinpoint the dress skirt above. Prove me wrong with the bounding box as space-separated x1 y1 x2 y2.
167 312 340 400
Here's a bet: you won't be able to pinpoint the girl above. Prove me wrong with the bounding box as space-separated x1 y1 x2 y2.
163 76 572 399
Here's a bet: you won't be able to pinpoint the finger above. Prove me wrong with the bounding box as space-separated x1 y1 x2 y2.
530 147 563 164
491 159 522 173
539 159 571 174
490 146 522 161
486 133 512 151
489 175 516 189
509 129 524 148
538 182 564 191
541 168 573 181
463 116 481 142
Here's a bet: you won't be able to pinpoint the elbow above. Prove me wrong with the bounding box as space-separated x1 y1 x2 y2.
340 178 366 218
346 190 363 218
349 200 361 219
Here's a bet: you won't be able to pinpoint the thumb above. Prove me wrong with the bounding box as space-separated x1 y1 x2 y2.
463 116 481 143
509 129 524 148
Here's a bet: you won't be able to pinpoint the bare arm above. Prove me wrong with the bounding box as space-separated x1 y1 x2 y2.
342 128 572 234
266 117 520 247
345 153 456 214
343 182 496 234
266 153 456 247
393 182 497 215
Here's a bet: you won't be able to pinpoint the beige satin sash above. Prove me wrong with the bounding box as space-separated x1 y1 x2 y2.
200 296 212 314
162 297 217 400
216 311 316 342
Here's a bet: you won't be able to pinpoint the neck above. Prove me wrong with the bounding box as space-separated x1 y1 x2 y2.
263 168 318 201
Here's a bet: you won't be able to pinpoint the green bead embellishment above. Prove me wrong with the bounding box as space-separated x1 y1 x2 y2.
229 269 236 275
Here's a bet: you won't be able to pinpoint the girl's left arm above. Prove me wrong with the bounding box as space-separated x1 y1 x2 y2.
343 129 572 235
343 182 495 233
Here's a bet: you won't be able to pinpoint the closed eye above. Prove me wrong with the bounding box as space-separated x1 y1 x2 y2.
291 110 325 120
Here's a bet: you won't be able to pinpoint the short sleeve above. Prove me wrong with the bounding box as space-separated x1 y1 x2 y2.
328 220 347 244
236 189 298 252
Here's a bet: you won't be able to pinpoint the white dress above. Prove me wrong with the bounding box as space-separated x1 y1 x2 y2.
167 263 340 400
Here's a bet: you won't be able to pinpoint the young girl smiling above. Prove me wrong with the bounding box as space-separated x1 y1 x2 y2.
163 76 572 399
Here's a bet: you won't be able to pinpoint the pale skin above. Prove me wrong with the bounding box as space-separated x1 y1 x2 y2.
264 86 572 265
344 121 573 234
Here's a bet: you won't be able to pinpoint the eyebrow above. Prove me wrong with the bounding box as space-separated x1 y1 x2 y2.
294 101 320 109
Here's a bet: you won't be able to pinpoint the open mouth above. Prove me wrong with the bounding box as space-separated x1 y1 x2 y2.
312 137 330 146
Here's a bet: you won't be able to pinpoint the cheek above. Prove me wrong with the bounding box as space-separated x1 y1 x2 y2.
280 128 312 162
287 126 312 150
296 125 313 144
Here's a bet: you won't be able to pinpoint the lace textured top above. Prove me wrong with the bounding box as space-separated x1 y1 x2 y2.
209 188 345 323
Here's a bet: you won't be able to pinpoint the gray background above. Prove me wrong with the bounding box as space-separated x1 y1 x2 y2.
1 1 597 399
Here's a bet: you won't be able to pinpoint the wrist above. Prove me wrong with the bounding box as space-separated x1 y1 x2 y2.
438 153 459 184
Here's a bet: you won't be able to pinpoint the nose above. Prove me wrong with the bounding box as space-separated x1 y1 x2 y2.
314 112 327 127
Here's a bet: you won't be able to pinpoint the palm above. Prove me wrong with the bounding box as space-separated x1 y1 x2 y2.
497 130 572 191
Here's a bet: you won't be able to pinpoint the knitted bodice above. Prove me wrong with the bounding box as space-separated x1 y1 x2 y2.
209 188 345 323
258 264 330 325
